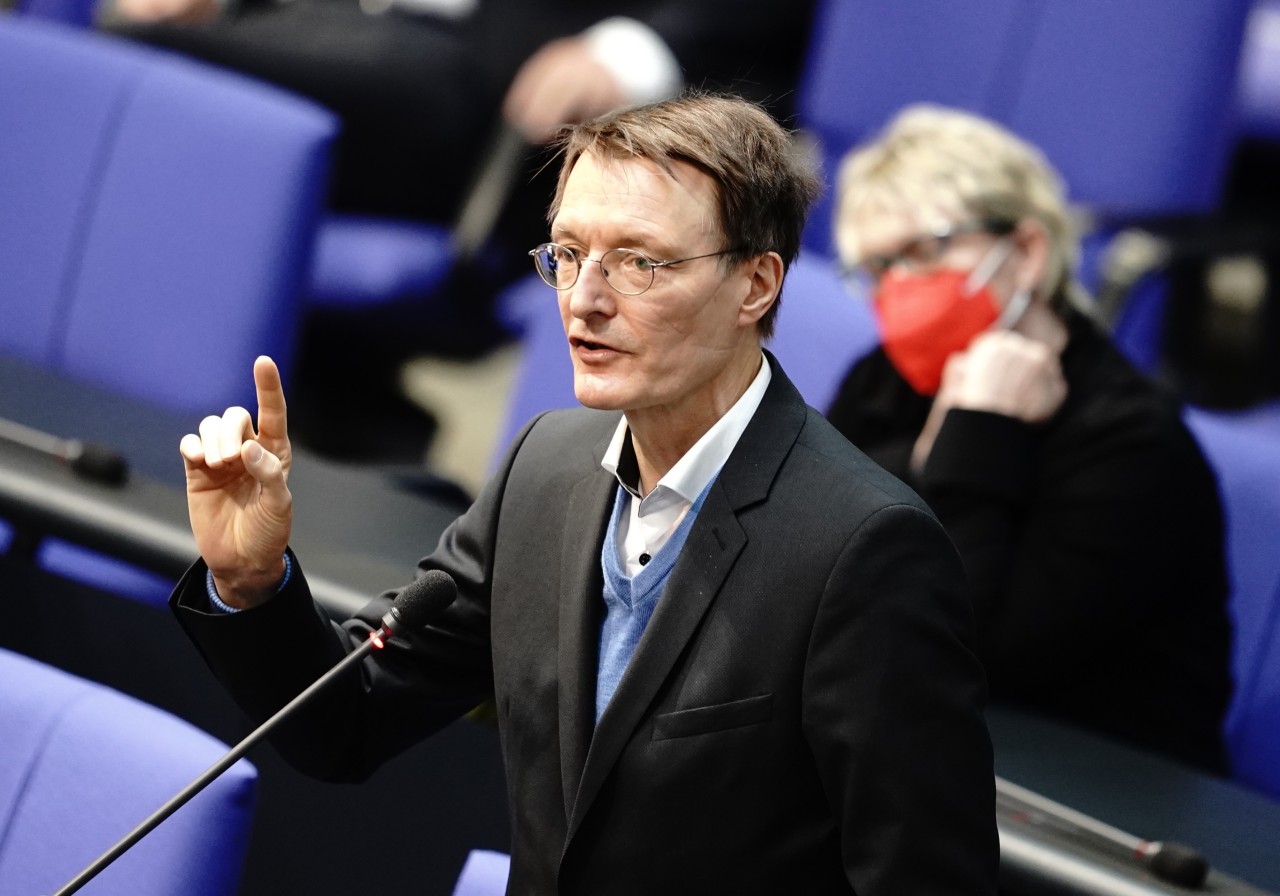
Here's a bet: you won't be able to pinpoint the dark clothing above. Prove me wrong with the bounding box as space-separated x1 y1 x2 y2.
112 0 814 247
826 311 1233 773
172 361 998 894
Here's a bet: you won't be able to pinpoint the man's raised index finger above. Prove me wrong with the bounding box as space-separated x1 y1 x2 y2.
252 355 288 438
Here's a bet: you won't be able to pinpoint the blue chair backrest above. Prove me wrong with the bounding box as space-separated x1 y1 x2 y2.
0 16 337 605
1236 0 1280 140
797 0 1252 256
14 0 98 26
0 17 336 415
768 253 879 412
1000 2 1248 218
451 849 511 896
1183 405 1280 799
1228 575 1280 801
492 274 576 466
0 647 257 895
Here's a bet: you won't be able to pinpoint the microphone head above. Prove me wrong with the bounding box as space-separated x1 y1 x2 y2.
390 569 458 630
68 441 129 485
1147 841 1209 889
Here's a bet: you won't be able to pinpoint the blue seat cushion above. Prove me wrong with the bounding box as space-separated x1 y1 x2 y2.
308 214 457 308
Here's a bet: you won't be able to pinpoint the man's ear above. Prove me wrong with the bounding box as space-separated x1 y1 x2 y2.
738 251 784 328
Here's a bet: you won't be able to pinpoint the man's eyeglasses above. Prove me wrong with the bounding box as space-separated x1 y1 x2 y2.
840 218 1016 288
529 243 740 296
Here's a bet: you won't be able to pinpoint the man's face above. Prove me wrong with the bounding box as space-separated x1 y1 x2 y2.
551 152 760 424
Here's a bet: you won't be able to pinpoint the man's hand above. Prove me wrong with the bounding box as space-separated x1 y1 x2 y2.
502 37 627 144
180 356 294 608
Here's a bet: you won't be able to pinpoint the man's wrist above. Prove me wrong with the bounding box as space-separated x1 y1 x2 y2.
207 552 292 612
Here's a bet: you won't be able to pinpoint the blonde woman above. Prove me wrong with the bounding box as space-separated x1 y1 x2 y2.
827 105 1232 774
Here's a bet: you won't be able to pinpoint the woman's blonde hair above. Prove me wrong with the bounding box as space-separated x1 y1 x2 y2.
836 104 1079 309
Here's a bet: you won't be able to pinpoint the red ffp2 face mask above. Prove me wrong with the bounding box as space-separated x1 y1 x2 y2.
872 267 1002 395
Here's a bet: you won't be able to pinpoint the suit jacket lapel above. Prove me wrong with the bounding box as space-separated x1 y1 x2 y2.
563 355 809 844
557 448 615 821
565 483 747 843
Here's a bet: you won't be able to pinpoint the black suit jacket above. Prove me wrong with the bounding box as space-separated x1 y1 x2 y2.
173 361 998 895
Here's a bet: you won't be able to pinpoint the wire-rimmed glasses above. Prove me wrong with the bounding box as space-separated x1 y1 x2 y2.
529 243 740 296
838 218 1017 293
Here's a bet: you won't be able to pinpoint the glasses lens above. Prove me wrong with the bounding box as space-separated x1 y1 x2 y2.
858 256 891 282
533 244 578 289
601 248 654 295
900 233 955 272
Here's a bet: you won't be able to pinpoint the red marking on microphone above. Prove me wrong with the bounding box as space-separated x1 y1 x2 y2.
369 631 386 650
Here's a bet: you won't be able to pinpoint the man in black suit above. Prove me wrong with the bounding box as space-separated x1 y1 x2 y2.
171 93 998 893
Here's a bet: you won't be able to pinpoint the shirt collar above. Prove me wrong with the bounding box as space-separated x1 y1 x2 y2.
601 353 772 505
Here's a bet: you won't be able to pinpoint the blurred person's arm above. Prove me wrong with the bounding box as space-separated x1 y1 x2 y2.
503 17 680 144
504 0 808 144
110 0 228 24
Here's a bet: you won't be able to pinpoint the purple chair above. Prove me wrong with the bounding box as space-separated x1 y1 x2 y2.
0 16 336 414
1237 0 1280 140
308 214 457 311
768 251 880 413
451 849 512 896
489 274 575 470
14 0 98 26
0 16 336 604
0 647 257 896
797 0 1251 257
1183 405 1280 800
9 0 471 350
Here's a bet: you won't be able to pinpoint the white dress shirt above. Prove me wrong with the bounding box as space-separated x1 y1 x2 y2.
601 355 772 577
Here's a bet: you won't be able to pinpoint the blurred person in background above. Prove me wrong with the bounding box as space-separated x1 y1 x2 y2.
107 0 813 259
825 104 1233 774
106 0 816 461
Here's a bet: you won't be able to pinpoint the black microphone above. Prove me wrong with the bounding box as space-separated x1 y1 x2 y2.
51 570 458 896
0 416 128 485
996 776 1210 888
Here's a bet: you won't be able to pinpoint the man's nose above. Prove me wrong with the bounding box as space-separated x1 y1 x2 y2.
567 256 615 316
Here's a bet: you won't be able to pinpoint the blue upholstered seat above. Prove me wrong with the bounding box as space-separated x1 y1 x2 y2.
0 16 336 414
0 647 257 895
451 849 512 896
0 16 336 603
1183 406 1280 800
796 0 1252 259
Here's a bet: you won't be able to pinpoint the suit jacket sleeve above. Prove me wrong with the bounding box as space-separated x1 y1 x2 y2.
806 500 997 894
168 415 548 782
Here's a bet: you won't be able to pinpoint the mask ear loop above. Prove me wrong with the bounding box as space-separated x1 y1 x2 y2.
964 236 1034 330
963 237 1015 294
994 286 1033 330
